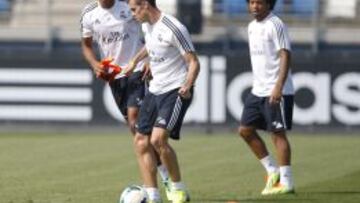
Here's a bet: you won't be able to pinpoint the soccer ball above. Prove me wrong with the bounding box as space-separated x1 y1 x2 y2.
119 185 148 203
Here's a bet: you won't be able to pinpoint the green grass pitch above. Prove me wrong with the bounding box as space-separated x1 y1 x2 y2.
0 131 360 203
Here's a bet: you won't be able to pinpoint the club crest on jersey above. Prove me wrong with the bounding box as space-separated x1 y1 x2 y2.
157 34 170 44
94 19 101 25
119 10 129 19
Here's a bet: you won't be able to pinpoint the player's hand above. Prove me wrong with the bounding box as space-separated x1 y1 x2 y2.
269 86 282 105
141 62 152 81
178 85 191 99
92 61 104 78
124 60 136 76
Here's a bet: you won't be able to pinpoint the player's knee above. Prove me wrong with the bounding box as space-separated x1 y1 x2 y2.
134 133 150 154
238 126 254 139
150 136 161 149
150 136 167 153
272 132 290 147
272 130 287 138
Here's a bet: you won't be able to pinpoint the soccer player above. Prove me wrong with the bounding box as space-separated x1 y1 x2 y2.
238 0 295 195
127 0 200 202
80 0 171 191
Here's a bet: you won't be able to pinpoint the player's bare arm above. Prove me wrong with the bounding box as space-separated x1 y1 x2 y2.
179 52 200 98
81 37 103 77
270 49 291 105
125 46 149 75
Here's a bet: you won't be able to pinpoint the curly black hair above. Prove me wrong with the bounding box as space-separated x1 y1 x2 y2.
246 0 277 10
134 0 156 7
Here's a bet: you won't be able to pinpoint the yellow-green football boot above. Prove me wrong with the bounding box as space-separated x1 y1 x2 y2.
261 172 280 195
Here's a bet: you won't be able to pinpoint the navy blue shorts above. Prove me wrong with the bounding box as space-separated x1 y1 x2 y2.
136 87 193 140
240 93 294 132
109 71 145 120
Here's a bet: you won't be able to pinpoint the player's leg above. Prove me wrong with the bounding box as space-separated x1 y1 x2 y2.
271 131 291 166
134 92 162 202
238 126 280 194
151 128 188 203
238 126 269 159
150 88 191 182
133 132 161 202
127 107 138 135
271 130 294 193
134 133 157 186
127 71 171 187
154 149 171 191
239 93 279 194
264 95 295 194
151 127 181 182
150 88 193 203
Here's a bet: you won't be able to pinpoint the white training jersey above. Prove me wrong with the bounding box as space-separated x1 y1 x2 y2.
248 12 294 97
142 13 195 95
80 0 144 78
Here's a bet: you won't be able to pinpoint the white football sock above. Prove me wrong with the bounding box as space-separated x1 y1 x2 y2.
280 165 294 189
157 165 169 182
260 155 279 174
145 187 161 201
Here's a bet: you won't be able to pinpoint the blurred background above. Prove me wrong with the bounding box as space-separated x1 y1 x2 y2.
0 0 359 133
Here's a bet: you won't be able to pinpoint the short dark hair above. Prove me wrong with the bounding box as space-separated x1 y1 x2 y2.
246 0 277 10
144 0 156 7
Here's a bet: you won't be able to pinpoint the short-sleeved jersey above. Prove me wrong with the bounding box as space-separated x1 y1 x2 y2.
142 13 195 95
80 0 144 78
248 12 294 97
